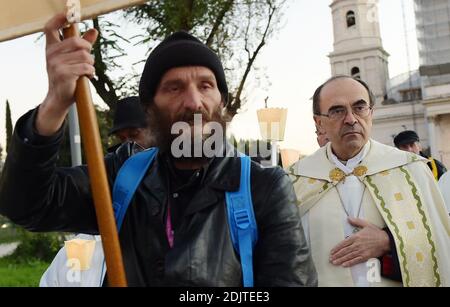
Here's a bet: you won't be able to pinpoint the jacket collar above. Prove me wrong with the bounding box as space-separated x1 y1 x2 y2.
183 152 242 216
205 154 241 192
141 145 242 217
191 142 242 192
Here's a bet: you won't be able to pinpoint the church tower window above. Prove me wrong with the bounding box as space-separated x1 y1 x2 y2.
346 11 356 28
351 67 361 79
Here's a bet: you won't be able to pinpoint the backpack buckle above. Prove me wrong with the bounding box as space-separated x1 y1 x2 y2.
234 209 250 229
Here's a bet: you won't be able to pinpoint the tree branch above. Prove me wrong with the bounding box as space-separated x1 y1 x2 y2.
230 1 278 116
205 0 234 47
90 18 119 111
180 0 195 31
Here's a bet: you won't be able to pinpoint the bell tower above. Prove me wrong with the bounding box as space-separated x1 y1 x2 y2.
329 0 390 104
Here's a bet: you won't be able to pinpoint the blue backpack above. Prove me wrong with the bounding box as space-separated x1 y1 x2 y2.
111 148 258 287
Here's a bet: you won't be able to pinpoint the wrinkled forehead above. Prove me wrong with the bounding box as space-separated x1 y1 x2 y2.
399 141 419 147
158 66 217 85
319 78 370 111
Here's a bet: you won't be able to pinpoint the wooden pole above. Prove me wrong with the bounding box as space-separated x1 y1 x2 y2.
63 23 127 287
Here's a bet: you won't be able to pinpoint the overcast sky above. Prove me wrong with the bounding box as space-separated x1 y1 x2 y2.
0 0 418 157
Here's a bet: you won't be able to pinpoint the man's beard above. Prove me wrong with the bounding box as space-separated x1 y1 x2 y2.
146 104 230 162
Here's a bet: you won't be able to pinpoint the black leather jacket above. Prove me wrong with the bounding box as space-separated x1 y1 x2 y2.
0 110 317 287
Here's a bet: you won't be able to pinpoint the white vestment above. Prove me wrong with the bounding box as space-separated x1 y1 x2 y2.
289 140 450 287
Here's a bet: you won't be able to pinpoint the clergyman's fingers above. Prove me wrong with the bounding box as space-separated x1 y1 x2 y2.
330 236 355 256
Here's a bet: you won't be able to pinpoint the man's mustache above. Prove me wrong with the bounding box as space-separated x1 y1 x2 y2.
177 110 211 123
341 124 363 136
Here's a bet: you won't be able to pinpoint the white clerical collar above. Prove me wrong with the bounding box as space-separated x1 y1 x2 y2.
329 142 370 175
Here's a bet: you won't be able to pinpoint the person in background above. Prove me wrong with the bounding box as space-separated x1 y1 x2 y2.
315 125 329 148
438 171 450 214
107 96 154 153
394 130 447 180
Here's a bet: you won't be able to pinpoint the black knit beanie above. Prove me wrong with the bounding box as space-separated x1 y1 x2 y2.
139 31 228 106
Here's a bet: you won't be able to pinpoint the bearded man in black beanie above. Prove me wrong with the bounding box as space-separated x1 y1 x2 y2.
0 14 316 287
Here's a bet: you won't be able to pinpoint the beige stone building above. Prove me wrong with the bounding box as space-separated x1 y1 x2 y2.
328 0 450 167
329 0 389 104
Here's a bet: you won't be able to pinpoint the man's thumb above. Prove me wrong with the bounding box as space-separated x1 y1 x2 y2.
348 217 369 228
82 28 98 46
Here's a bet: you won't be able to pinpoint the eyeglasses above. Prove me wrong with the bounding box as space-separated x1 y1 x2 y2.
316 104 372 121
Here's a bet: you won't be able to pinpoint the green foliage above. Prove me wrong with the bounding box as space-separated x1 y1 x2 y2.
125 0 234 42
126 0 286 115
55 106 114 167
0 224 20 245
0 258 49 287
5 100 12 153
5 229 64 264
96 106 115 152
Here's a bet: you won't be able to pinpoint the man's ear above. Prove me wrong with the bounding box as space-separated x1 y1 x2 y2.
314 115 322 129
221 92 230 108
219 100 229 117
417 142 423 152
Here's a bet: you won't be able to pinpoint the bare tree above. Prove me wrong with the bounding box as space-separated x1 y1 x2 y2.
227 0 282 116
88 0 287 117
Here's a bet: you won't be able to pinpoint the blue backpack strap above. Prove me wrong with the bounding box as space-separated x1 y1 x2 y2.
112 147 159 231
101 147 158 285
225 155 258 287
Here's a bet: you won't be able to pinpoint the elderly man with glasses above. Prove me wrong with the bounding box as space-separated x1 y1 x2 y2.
288 76 450 287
